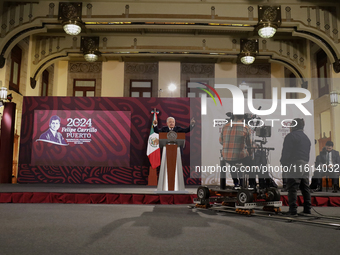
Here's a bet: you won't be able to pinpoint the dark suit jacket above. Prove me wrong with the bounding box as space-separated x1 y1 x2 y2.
315 148 340 178
153 125 194 134
317 148 340 165
39 129 67 145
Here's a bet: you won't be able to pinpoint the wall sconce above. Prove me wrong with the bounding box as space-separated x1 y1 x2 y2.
58 2 83 36
239 81 249 98
0 83 8 107
0 81 7 100
330 91 340 107
168 84 177 92
81 37 100 62
239 81 249 92
240 39 258 65
257 6 281 39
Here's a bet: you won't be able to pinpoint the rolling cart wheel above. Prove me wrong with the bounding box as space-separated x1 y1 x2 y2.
197 186 210 199
237 189 253 206
274 207 281 214
267 187 281 201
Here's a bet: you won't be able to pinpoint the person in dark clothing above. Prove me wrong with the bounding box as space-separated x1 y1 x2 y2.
280 118 311 215
153 117 195 133
313 141 340 193
153 116 195 162
153 116 195 133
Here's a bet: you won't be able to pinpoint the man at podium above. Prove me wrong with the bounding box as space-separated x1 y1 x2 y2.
153 116 195 192
153 117 195 133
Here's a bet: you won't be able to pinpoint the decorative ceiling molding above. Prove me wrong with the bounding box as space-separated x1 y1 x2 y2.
237 63 270 76
0 0 339 75
125 62 158 74
69 62 102 73
181 63 214 75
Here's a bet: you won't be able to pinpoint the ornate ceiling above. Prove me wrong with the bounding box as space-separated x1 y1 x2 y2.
0 0 339 87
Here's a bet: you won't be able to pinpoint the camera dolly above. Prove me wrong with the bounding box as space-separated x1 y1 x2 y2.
194 185 282 215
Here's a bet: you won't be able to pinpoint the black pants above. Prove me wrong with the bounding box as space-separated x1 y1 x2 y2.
282 171 287 188
286 161 311 213
227 156 256 187
287 177 311 213
313 171 339 190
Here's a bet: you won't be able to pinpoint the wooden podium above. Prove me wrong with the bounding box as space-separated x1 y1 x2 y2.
157 132 186 192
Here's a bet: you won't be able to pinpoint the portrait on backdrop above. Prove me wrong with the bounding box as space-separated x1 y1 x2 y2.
37 115 68 145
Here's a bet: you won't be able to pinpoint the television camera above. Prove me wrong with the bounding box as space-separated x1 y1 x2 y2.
194 108 281 214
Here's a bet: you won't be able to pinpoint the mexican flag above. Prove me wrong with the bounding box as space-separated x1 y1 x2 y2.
147 112 160 169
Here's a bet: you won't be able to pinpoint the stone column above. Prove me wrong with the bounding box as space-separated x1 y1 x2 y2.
158 61 180 97
330 71 340 151
0 102 16 183
102 61 124 97
53 61 68 96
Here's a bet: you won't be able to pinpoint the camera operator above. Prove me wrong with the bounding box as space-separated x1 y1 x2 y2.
280 118 311 216
219 114 255 189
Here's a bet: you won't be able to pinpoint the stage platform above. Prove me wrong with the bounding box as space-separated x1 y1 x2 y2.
0 184 339 206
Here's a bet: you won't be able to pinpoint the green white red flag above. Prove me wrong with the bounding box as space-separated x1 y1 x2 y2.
147 111 160 169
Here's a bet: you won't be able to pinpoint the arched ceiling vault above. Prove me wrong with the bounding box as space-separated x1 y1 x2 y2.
0 1 339 87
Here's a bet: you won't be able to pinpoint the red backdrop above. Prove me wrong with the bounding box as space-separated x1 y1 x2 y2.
18 97 201 185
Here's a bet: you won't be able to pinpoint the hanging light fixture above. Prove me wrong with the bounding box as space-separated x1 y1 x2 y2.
240 53 256 65
81 37 100 62
239 39 258 65
257 6 281 39
58 2 83 36
84 52 99 62
258 23 277 39
63 20 82 36
330 91 339 107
